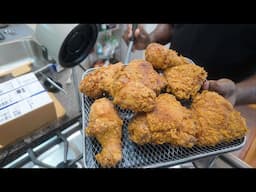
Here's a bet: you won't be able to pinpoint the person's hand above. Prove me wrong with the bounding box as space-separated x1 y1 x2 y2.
203 78 237 106
122 24 151 51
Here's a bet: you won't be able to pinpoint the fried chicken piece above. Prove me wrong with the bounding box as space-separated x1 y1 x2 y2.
125 59 167 94
111 59 167 96
110 59 165 112
79 63 124 98
164 64 207 100
128 94 198 147
128 113 151 145
145 43 170 70
86 98 123 167
79 68 103 98
109 70 130 97
192 90 248 146
166 51 191 67
145 43 190 70
113 81 156 112
98 63 125 94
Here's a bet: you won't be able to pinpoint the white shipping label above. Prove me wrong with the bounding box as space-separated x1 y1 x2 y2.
0 92 52 125
0 73 38 96
0 81 45 109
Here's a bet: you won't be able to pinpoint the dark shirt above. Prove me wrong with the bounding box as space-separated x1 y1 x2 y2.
170 24 256 82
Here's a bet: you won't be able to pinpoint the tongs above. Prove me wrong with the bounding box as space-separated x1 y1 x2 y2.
124 24 138 64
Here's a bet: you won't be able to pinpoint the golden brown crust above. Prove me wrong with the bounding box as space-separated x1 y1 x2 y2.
128 94 198 147
192 91 248 146
164 64 207 100
111 59 167 95
145 43 191 70
86 98 123 167
165 51 191 67
113 81 156 112
128 113 151 145
79 69 104 98
146 94 198 147
98 62 125 94
145 43 170 69
79 63 125 98
124 59 167 95
111 59 167 112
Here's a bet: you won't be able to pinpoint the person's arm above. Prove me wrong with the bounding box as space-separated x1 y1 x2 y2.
123 24 174 50
235 74 256 105
149 24 174 45
203 74 256 106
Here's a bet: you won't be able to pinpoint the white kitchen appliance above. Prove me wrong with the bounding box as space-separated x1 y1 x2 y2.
34 24 99 108
35 24 98 68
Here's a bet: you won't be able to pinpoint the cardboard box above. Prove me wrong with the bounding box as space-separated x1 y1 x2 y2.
0 73 57 148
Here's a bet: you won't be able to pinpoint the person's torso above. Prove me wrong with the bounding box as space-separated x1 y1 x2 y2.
170 24 256 82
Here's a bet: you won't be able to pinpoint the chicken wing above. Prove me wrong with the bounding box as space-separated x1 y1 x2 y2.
145 43 190 70
86 98 123 167
79 63 124 98
164 64 207 100
192 90 248 146
128 94 198 147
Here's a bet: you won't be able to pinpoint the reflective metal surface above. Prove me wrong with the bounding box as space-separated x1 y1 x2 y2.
4 121 84 168
0 38 48 74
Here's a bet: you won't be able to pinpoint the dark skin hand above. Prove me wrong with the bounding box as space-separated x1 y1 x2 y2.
123 24 256 106
203 79 237 105
203 75 256 106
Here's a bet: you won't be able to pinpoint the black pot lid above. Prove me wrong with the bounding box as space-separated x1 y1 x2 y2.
58 24 98 68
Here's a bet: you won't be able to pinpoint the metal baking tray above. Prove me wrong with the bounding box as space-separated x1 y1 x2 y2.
81 67 246 168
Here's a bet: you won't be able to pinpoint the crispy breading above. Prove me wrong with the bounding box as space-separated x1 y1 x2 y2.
128 94 198 147
113 81 156 112
145 43 190 70
111 59 167 96
164 64 207 100
111 59 166 112
79 63 124 98
192 91 248 146
145 43 170 69
128 113 151 145
86 98 123 167
79 68 104 98
124 59 167 94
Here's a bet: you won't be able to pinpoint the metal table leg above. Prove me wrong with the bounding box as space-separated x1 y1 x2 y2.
219 153 251 168
27 148 54 168
56 132 69 164
192 156 218 168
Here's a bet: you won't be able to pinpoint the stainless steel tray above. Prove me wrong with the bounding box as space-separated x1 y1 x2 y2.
81 68 246 168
